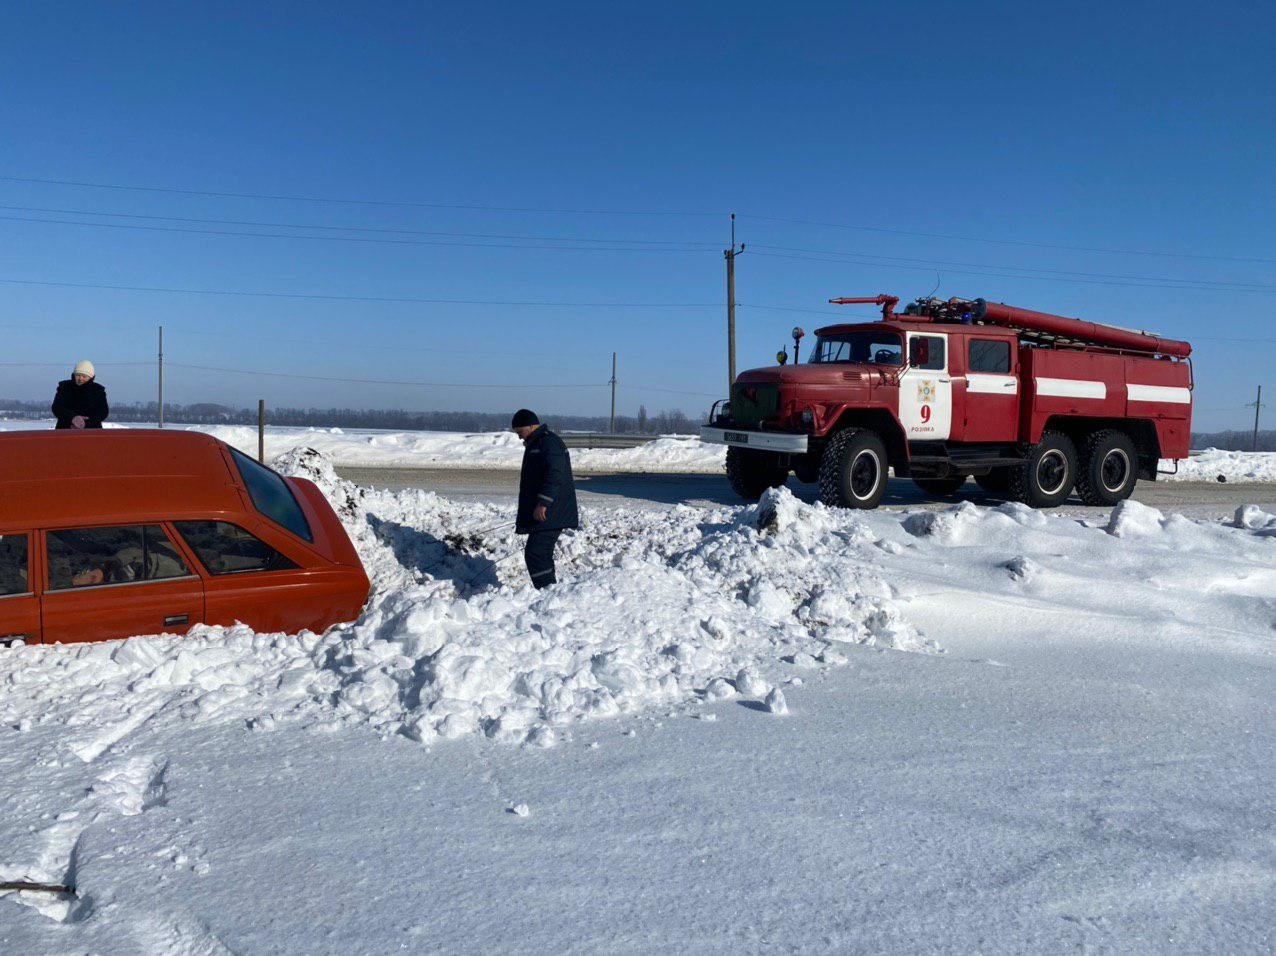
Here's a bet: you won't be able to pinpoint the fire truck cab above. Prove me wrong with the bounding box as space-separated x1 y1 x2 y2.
701 295 1193 509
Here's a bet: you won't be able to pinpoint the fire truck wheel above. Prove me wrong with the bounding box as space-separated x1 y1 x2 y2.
819 428 888 509
913 476 966 496
726 446 789 501
1012 431 1078 508
974 468 1014 496
1076 429 1138 506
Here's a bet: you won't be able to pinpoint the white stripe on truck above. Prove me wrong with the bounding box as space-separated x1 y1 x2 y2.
966 373 1018 395
1127 383 1191 404
1035 377 1107 400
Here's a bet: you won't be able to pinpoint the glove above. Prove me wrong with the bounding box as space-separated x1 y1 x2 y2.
71 416 87 429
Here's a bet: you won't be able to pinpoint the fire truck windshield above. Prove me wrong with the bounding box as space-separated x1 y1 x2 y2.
809 330 902 365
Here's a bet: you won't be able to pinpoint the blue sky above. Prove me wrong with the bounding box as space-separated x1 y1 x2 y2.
1 1 1272 428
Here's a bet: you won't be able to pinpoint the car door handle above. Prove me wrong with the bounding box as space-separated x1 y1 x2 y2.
163 614 189 627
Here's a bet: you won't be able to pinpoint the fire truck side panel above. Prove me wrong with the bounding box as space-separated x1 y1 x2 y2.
1020 349 1129 443
1124 356 1193 459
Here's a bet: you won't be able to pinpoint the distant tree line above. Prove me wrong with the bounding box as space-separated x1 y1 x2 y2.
3 397 1268 447
1192 430 1275 452
0 398 704 435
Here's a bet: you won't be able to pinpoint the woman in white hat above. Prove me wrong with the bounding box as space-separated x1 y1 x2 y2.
52 360 109 429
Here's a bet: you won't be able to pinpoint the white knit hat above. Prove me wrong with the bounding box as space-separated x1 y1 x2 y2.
73 359 95 378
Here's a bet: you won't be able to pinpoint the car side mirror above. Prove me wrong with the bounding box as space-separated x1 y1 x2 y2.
909 339 929 366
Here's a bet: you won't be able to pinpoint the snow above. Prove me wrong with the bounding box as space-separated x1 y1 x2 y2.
0 419 724 472
1165 447 1276 483
4 418 1274 480
1 447 1273 951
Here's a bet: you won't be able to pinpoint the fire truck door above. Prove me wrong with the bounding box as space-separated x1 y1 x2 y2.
900 333 952 441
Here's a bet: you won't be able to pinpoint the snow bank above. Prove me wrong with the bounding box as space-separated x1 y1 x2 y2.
0 452 924 757
0 420 725 472
1163 447 1276 483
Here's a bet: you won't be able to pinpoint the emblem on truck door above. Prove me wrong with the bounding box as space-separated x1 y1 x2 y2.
916 380 936 402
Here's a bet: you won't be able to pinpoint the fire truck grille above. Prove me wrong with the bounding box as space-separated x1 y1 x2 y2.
730 384 779 428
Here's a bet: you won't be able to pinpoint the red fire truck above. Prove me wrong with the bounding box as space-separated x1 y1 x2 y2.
701 295 1193 509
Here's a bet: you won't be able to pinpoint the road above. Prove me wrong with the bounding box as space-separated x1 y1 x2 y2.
335 467 1275 519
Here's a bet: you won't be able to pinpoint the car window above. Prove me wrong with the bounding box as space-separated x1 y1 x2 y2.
173 521 300 575
47 525 192 590
969 339 1011 374
230 449 313 541
909 335 946 371
0 534 29 596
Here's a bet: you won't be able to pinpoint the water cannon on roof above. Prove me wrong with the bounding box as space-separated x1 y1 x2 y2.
828 295 900 319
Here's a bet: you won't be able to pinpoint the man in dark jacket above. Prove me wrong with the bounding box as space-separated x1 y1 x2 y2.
512 409 579 589
52 360 109 429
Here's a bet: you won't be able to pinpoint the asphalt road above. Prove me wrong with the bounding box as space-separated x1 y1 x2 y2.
335 466 1276 519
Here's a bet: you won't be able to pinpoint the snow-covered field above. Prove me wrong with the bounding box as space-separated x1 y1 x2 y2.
3 418 1274 480
2 450 1273 951
0 420 721 473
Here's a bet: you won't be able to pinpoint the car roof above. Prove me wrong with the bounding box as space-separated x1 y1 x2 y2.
0 429 248 530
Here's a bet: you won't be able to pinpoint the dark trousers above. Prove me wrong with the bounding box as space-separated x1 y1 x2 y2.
524 529 563 589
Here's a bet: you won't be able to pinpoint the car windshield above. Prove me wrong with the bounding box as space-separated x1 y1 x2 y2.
809 330 902 365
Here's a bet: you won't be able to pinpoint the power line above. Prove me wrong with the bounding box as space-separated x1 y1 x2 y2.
751 250 1276 296
0 277 720 308
166 362 610 389
0 175 722 218
0 204 717 247
741 213 1276 266
618 384 720 398
0 320 621 360
0 214 714 254
5 173 1265 265
750 244 1276 293
0 361 153 367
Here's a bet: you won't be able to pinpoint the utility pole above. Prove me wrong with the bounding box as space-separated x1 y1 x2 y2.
724 212 746 396
157 325 164 428
609 352 617 435
1250 385 1264 452
258 399 266 464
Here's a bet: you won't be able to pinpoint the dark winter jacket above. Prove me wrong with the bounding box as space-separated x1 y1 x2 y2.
52 378 109 429
516 426 579 533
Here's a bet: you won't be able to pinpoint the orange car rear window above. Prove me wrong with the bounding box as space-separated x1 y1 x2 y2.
173 521 300 576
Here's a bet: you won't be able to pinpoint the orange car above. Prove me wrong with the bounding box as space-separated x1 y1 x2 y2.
0 429 370 646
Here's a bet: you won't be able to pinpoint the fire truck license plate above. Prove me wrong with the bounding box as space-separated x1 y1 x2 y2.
724 431 749 444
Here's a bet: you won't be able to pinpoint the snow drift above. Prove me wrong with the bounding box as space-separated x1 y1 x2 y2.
0 450 928 757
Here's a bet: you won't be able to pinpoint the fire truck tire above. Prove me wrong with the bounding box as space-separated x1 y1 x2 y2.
974 468 1014 496
1076 429 1138 506
726 446 789 501
913 476 967 496
819 429 888 509
1011 430 1078 508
